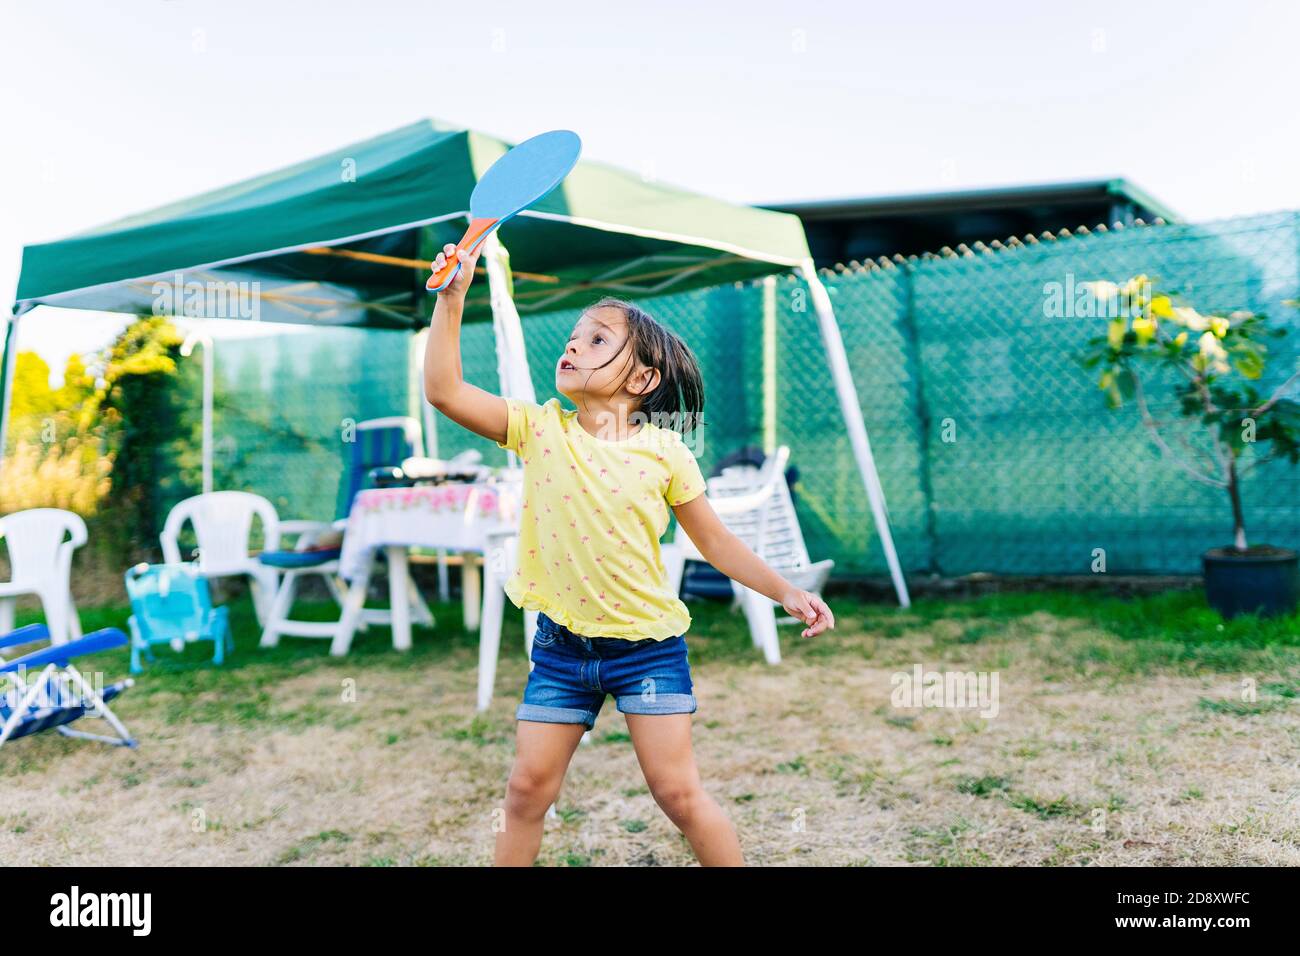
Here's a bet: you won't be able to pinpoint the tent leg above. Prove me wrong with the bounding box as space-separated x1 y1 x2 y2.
797 260 911 608
761 276 778 455
0 312 19 478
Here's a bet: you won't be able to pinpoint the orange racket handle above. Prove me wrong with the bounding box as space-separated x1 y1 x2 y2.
426 217 500 292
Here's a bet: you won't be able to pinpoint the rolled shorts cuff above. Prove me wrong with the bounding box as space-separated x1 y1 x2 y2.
516 703 597 729
615 693 697 717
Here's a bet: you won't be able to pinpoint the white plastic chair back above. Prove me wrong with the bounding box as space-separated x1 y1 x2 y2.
0 509 87 589
161 492 280 574
677 447 812 570
707 447 813 571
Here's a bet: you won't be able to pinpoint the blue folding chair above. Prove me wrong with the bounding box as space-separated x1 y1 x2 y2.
258 416 433 647
0 624 137 749
124 563 232 674
334 416 425 520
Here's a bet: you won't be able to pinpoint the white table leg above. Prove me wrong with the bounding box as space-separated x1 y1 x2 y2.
437 549 451 603
331 559 372 656
462 553 481 631
477 544 505 712
387 545 412 652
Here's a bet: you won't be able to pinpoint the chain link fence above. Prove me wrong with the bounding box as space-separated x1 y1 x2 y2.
213 209 1300 578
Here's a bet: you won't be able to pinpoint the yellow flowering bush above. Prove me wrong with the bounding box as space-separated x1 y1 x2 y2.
1079 276 1300 550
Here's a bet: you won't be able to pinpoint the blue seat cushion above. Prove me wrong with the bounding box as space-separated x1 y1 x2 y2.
0 680 130 741
259 548 342 569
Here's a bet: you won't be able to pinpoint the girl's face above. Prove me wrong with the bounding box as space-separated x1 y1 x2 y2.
556 306 655 404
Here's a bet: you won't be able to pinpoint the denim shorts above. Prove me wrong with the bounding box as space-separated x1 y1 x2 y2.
516 612 698 730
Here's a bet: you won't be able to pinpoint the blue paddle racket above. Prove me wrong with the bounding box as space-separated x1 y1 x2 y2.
427 129 582 292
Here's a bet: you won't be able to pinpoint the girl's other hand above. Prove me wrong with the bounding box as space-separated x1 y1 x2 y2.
782 588 835 638
433 241 484 301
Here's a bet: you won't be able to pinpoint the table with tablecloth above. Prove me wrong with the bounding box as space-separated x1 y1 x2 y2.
331 481 520 655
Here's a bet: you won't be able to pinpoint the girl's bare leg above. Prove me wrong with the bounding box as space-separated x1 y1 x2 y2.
494 720 588 866
625 713 744 866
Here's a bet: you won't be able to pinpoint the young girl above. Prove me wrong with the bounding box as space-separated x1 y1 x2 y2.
424 243 835 867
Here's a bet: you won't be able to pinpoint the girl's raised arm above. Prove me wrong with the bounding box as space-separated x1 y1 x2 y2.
423 243 510 446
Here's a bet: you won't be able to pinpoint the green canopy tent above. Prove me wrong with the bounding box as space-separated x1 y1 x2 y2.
5 118 910 605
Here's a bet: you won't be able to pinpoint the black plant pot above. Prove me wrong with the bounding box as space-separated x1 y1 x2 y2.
1202 545 1300 619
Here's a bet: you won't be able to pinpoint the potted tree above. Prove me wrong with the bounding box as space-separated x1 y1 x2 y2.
1079 276 1300 618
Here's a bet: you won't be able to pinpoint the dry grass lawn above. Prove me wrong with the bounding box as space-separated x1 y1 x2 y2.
2 590 1298 866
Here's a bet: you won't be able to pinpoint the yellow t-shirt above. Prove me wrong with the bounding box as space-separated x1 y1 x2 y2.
496 396 707 641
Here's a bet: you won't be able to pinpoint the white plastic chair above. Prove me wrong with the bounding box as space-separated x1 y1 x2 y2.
261 521 434 651
0 509 87 646
662 446 834 664
478 525 540 711
160 491 282 627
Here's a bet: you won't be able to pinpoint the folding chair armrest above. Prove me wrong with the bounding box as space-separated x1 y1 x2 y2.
0 627 128 673
280 520 333 536
279 520 337 549
0 623 50 650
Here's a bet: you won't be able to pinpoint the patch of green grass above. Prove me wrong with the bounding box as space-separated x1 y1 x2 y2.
1042 839 1103 866
775 757 807 775
620 819 648 833
1196 697 1288 716
1008 794 1083 819
903 819 992 866
825 760 882 797
955 774 1011 797
275 829 352 865
909 588 1300 649
444 714 509 745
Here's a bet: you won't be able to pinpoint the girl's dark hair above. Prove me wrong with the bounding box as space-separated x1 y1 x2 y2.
578 296 705 436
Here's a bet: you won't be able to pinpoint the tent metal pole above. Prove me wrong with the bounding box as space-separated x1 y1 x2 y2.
181 330 214 494
796 260 911 608
761 276 777 454
0 312 19 478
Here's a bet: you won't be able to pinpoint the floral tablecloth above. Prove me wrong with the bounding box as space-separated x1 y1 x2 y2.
338 482 520 581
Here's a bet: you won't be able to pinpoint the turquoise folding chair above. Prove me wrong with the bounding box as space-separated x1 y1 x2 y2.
124 563 232 674
0 623 137 750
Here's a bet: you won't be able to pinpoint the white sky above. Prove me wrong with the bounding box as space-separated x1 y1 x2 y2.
3 0 1299 381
